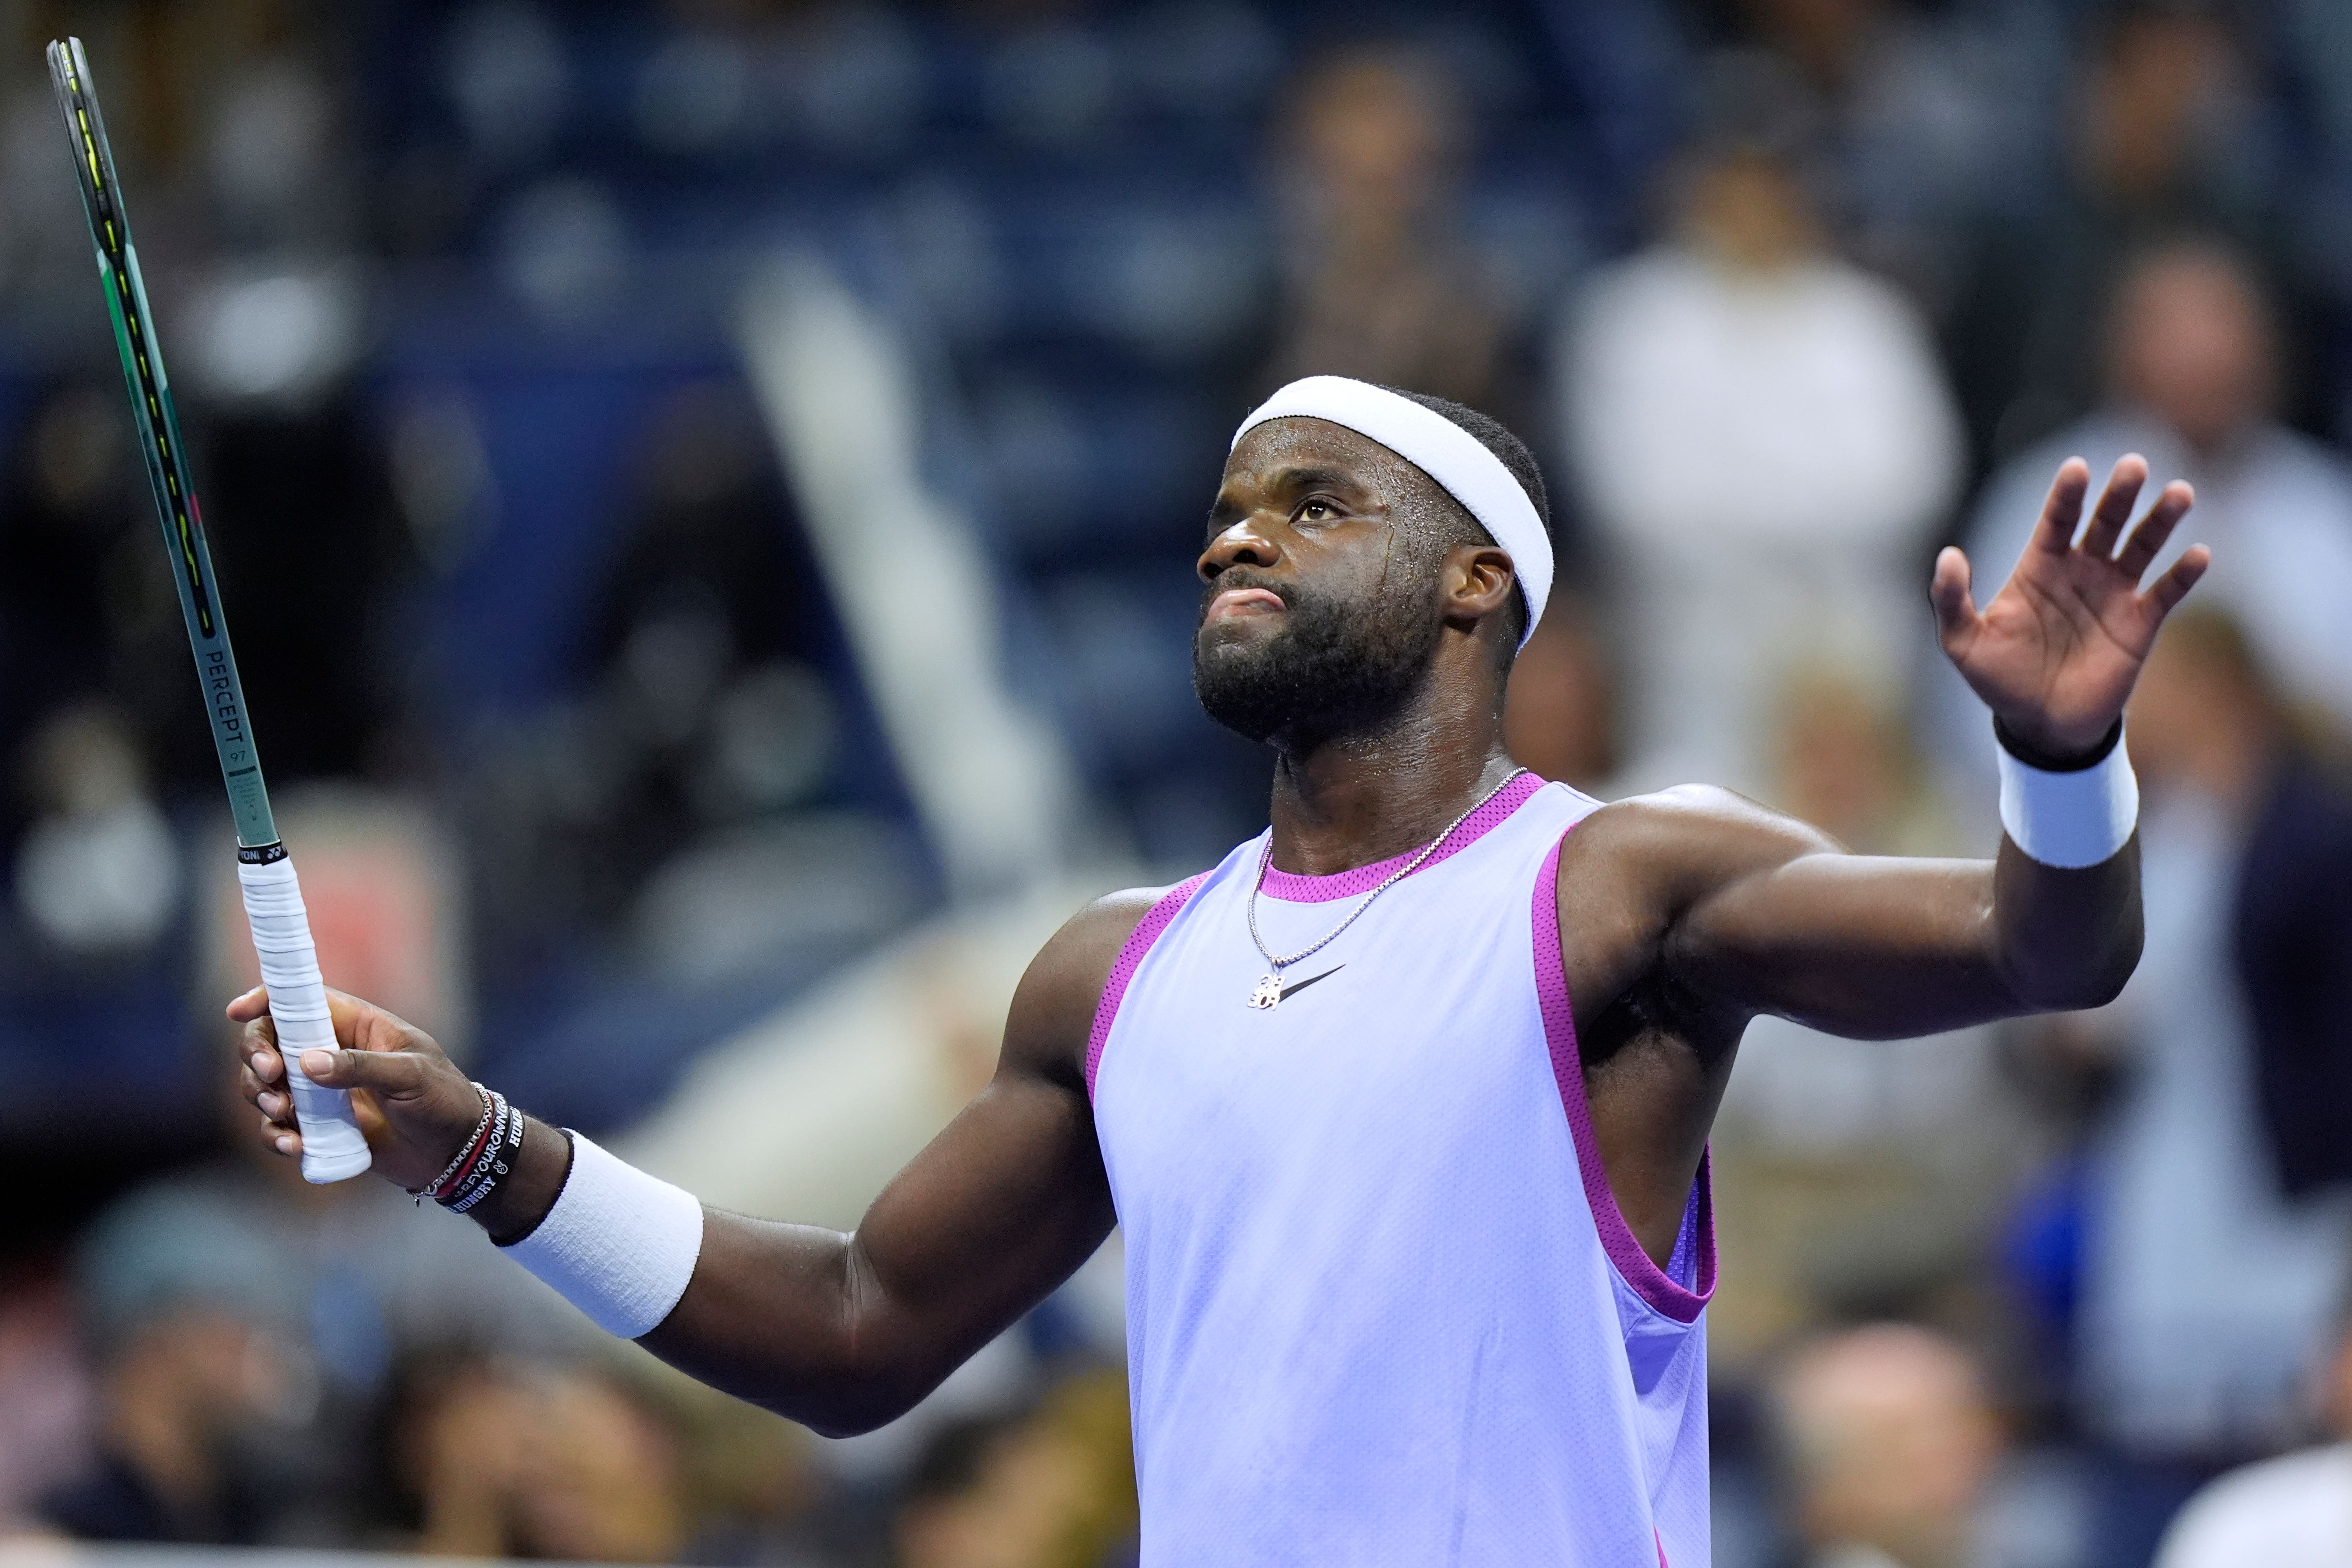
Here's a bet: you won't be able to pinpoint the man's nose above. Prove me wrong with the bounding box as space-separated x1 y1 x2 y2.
1199 517 1282 580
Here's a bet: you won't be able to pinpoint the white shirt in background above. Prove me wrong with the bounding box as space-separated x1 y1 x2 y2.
2077 793 2350 1456
1561 247 1963 797
2157 1444 2352 1568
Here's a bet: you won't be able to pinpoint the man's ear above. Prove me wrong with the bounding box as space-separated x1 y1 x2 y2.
1444 544 1517 628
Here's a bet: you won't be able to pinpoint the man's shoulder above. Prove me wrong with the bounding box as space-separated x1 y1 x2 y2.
1574 785 1831 855
1561 787 1842 911
1000 878 1210 1084
1055 882 1189 962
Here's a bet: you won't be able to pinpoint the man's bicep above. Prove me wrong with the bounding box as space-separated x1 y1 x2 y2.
851 1069 1116 1350
1606 786 2008 1037
1674 847 2011 1038
842 889 1151 1380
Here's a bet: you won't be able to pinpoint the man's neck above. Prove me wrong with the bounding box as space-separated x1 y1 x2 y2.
1266 703 1517 875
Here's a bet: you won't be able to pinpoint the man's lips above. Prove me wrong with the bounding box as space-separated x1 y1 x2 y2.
1204 587 1286 622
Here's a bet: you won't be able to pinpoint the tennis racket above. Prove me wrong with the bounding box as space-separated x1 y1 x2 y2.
47 36 369 1183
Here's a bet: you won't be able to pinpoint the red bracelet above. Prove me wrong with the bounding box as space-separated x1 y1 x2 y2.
426 1098 500 1203
409 1084 491 1202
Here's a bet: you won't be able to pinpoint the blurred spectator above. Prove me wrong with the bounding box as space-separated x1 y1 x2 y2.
1560 132 1963 795
2010 610 2352 1566
1261 46 1514 417
42 1142 593 1547
1936 240 2352 814
380 1351 692 1562
668 1377 833 1567
1773 1323 2003 1568
2155 1305 2352 1568
39 1181 313 1545
13 705 182 964
1945 5 2288 463
891 1369 1136 1568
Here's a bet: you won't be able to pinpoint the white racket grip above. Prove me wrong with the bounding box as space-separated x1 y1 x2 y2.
237 853 372 1183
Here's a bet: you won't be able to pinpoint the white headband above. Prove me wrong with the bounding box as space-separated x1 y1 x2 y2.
1230 375 1550 648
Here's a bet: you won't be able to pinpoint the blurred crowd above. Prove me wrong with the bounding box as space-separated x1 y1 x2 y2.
2 0 2352 1565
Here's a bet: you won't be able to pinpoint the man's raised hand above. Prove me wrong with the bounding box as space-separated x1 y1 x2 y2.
1930 454 2208 758
231 986 481 1192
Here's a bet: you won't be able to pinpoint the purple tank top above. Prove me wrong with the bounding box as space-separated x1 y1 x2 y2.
1089 776 1715 1566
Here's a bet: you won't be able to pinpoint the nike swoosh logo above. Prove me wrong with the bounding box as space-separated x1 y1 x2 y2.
1280 964 1344 1001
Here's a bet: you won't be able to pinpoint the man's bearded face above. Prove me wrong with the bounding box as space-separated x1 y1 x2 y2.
1191 540 1442 749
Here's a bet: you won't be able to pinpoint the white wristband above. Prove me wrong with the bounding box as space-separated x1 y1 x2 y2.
1997 727 2139 868
499 1134 704 1339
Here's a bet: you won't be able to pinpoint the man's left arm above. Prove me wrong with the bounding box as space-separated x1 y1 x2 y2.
1669 453 2206 1037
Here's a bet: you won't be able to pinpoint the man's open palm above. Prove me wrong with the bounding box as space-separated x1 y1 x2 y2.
1931 454 2208 757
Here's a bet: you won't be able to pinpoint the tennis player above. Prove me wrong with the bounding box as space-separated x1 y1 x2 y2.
238 376 2204 1564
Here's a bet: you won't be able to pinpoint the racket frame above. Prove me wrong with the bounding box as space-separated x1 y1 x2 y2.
46 35 282 860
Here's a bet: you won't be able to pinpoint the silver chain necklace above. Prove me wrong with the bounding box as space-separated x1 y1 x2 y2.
1244 768 1527 1009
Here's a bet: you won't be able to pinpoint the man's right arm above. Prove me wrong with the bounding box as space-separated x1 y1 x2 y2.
235 890 1159 1437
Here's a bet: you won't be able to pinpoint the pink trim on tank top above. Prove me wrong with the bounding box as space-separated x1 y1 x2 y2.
1084 872 1212 1100
1531 836 1718 1323
1259 771 1547 902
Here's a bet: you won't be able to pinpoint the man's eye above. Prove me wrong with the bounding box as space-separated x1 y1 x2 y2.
1299 501 1335 522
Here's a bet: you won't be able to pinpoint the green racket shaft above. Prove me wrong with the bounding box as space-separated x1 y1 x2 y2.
47 36 369 1182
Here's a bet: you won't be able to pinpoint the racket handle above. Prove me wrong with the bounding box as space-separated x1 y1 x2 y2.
237 852 372 1183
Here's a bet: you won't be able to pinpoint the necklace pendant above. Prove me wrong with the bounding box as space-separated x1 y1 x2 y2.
1249 973 1283 1010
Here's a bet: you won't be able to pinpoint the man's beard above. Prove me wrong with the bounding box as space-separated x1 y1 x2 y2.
1192 572 1442 748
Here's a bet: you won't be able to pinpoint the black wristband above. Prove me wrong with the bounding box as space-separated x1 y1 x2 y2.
1994 715 2123 773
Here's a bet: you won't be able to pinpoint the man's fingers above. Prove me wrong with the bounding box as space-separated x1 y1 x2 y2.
238 1061 292 1122
243 1028 282 1080
296 1045 428 1098
2028 458 2092 555
2144 543 2212 617
242 1011 283 1089
1929 546 1977 644
2113 480 2196 578
226 986 269 1024
2077 454 2149 561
